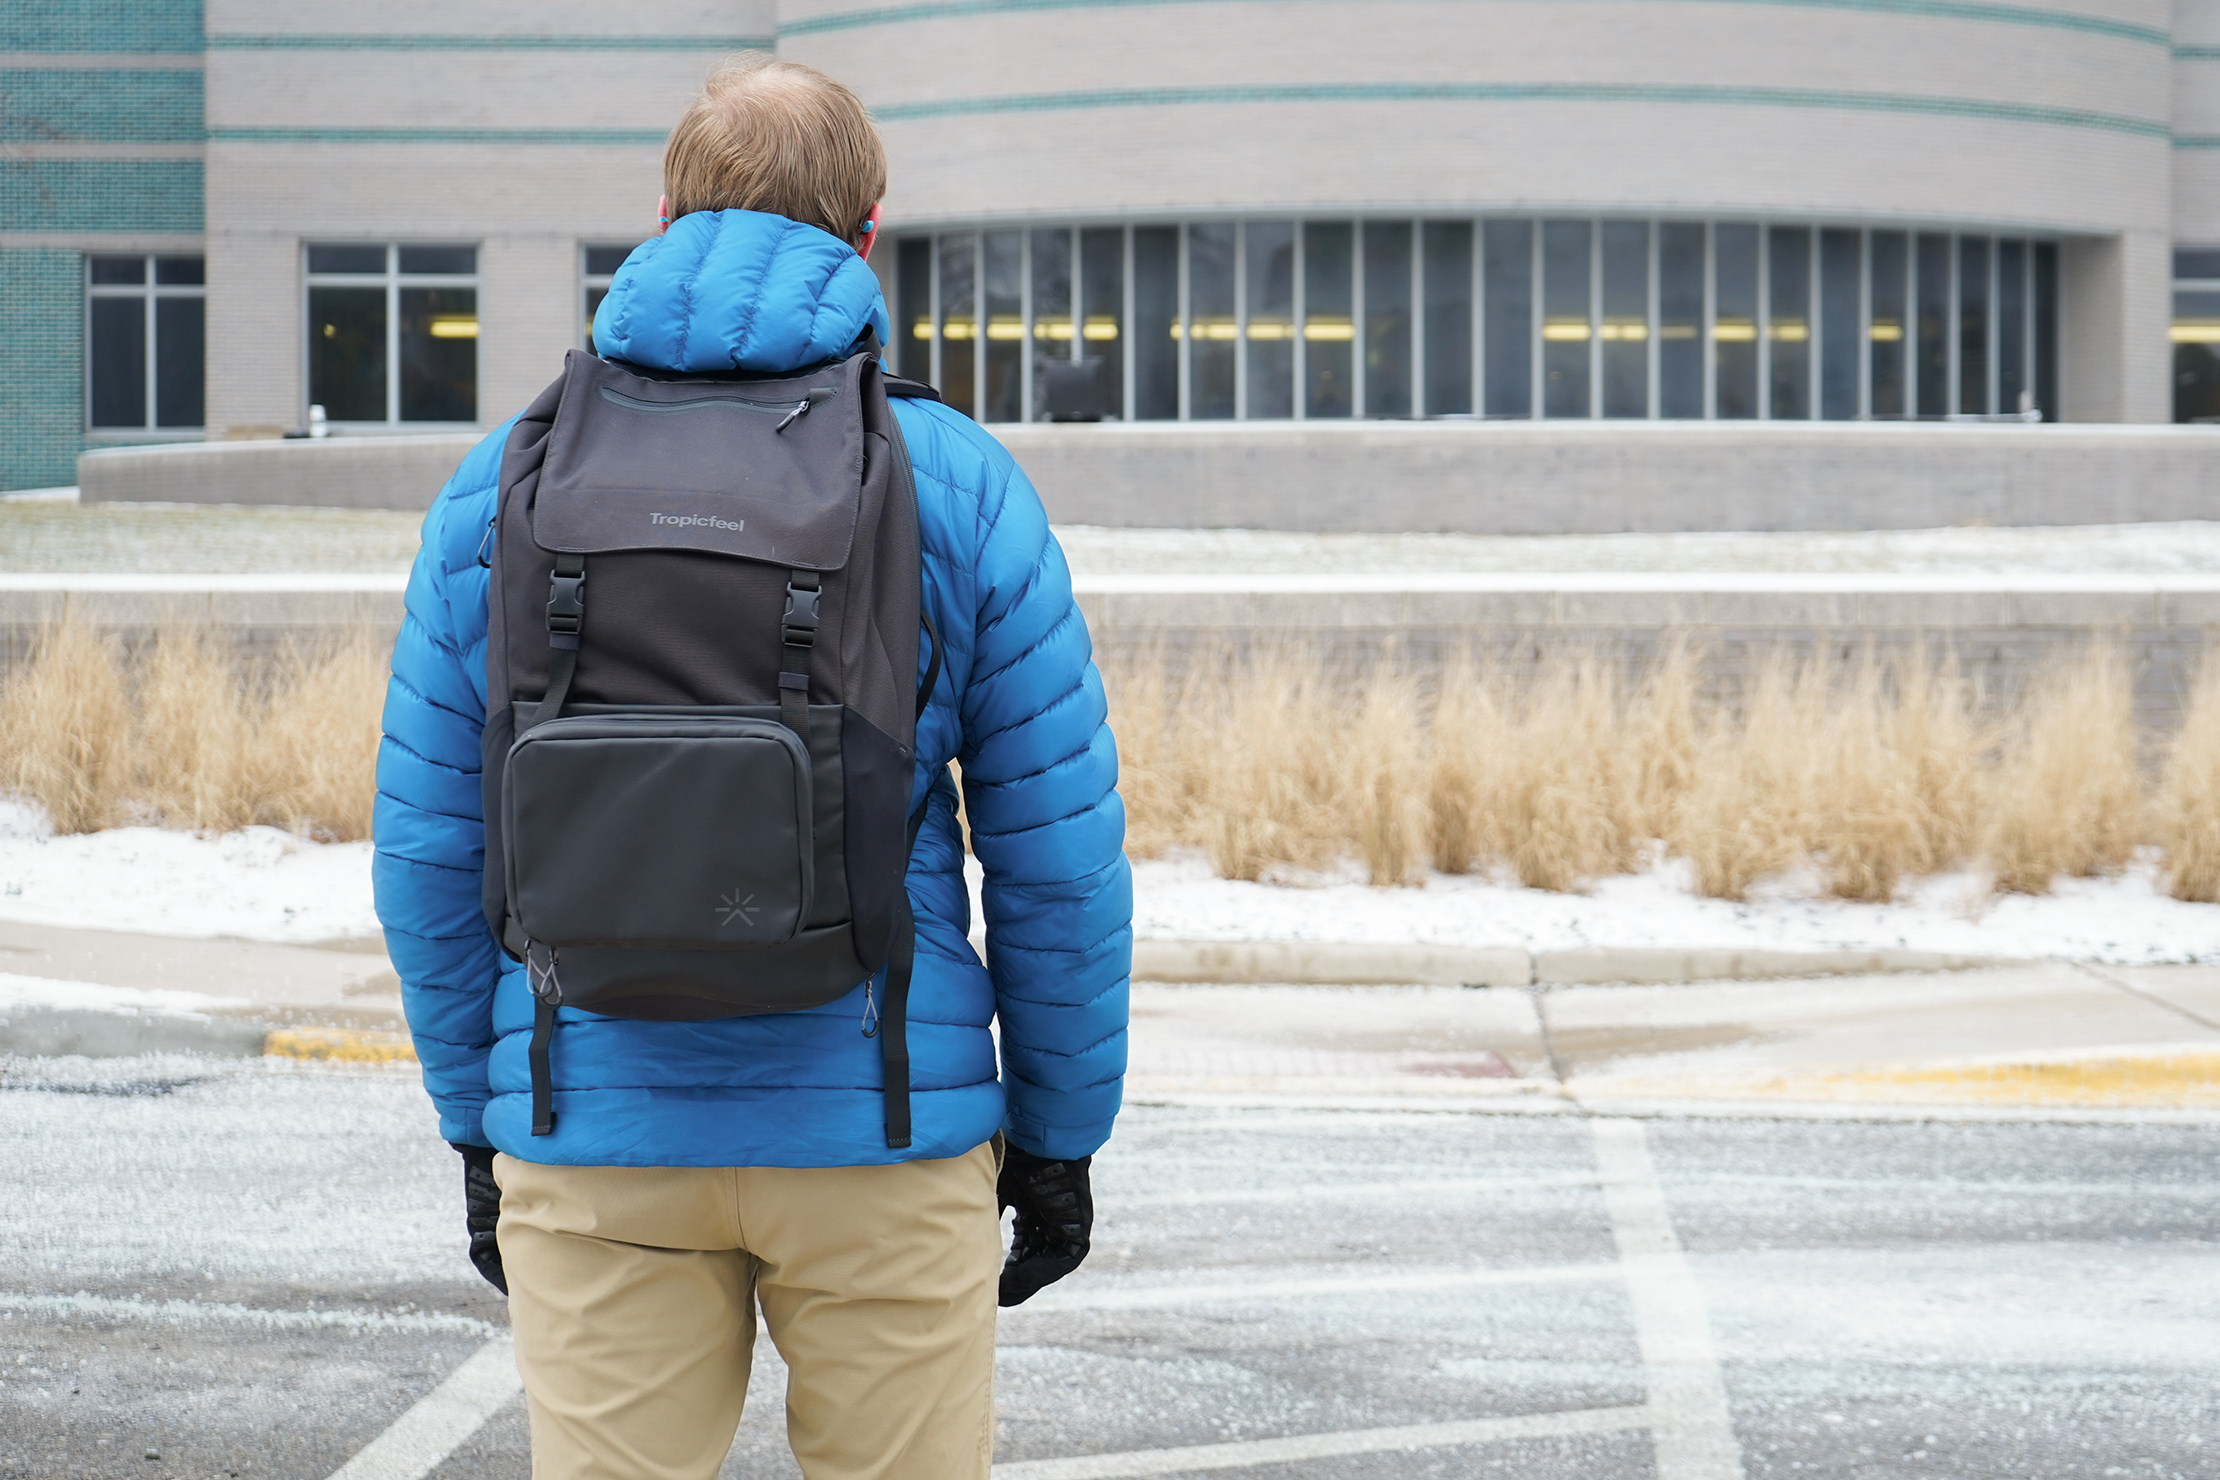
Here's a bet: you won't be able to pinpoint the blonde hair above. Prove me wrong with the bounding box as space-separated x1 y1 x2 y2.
663 54 886 244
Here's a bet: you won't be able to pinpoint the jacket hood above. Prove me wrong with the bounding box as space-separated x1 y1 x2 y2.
589 209 892 374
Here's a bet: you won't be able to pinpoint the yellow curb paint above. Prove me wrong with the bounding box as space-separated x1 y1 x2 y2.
1816 1053 2220 1108
1594 1053 2220 1109
263 1028 418 1064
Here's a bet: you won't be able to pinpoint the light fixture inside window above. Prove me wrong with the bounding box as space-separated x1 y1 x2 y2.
428 316 478 339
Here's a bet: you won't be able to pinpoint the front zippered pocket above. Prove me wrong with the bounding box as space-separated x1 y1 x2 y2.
596 383 837 430
502 713 816 951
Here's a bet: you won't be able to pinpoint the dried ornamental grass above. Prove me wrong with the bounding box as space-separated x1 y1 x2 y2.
2158 659 2220 902
1984 649 2141 894
0 613 132 833
0 619 388 841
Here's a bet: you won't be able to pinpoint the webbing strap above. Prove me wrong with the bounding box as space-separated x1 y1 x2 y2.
880 775 940 1149
532 553 586 731
917 612 942 717
528 993 557 1137
780 570 820 738
880 891 915 1148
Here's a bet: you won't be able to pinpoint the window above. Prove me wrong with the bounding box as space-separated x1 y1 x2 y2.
1819 230 1860 421
881 218 2056 423
1870 231 1908 418
1247 221 1296 419
306 243 478 425
1187 223 1237 420
1769 226 1811 420
2173 248 2220 423
1482 220 1533 418
1714 225 1759 420
86 254 203 431
1600 221 1649 419
583 244 642 355
1421 221 1473 417
1657 225 1703 419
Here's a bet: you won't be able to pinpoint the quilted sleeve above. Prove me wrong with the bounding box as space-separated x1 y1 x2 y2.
372 436 504 1147
956 443 1132 1161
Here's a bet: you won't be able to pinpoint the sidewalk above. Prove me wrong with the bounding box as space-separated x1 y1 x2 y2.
0 918 399 1059
1 918 2213 1114
1121 962 2220 1115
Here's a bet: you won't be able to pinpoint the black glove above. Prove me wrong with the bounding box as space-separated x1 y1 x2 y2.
997 1146 1092 1307
451 1142 508 1296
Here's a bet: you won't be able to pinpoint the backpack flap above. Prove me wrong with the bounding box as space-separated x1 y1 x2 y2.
531 354 865 569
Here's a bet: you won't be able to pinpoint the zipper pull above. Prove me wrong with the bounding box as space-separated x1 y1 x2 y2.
860 981 880 1038
776 386 836 432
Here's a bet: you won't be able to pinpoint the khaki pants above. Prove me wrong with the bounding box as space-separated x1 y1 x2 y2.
494 1143 1001 1480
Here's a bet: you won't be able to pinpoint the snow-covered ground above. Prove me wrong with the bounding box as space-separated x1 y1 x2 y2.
1127 853 2220 966
0 803 374 944
1054 521 2220 577
20 502 2220 579
5 800 2218 964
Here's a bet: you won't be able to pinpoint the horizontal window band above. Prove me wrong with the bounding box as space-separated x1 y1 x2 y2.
209 127 668 145
781 0 2167 47
205 34 771 51
871 82 2169 140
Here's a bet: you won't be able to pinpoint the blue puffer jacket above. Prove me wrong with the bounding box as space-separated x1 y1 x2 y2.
372 209 1130 1168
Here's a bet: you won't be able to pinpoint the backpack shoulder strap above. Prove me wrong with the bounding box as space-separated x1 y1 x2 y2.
881 373 943 404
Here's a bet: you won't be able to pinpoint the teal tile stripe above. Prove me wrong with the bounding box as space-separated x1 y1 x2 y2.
0 248 88 491
780 0 2169 47
869 82 2170 138
0 159 203 232
2174 45 2220 58
206 34 771 51
0 70 203 144
2175 135 2220 147
209 127 667 145
3 1 203 53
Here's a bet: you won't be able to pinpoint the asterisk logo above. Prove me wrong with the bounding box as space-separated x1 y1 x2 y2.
717 891 759 928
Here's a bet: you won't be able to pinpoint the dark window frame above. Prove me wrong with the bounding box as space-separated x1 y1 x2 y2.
84 253 205 434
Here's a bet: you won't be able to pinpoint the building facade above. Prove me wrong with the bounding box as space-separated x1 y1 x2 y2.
6 0 2218 491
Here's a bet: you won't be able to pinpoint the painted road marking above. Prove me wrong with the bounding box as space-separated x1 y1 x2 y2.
0 1291 494 1339
325 1338 521 1480
1592 1117 1746 1480
1100 1171 1601 1209
992 1404 1648 1478
1032 1260 1619 1312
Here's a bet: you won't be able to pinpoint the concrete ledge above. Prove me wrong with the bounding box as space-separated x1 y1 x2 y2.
996 420 2220 534
1132 940 2021 986
78 434 481 510
73 420 2220 532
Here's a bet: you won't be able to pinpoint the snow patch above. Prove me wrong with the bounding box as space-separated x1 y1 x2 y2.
1130 851 2220 966
0 799 377 943
4 798 2219 963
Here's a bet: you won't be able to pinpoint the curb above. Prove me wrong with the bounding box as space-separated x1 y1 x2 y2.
0 1006 268 1059
0 1009 418 1062
1130 940 2019 987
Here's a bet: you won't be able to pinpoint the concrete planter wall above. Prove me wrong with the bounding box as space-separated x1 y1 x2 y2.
81 422 2220 532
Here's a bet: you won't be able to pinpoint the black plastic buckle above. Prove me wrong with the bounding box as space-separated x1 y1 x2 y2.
547 572 585 635
782 582 821 648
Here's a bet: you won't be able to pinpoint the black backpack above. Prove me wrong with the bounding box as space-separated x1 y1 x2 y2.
481 341 943 1148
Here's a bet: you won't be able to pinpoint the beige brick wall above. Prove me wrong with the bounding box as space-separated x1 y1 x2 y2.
786 0 2172 235
204 230 301 436
199 1 766 434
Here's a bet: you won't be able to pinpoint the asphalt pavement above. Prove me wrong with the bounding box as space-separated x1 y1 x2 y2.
1 1042 2212 1480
